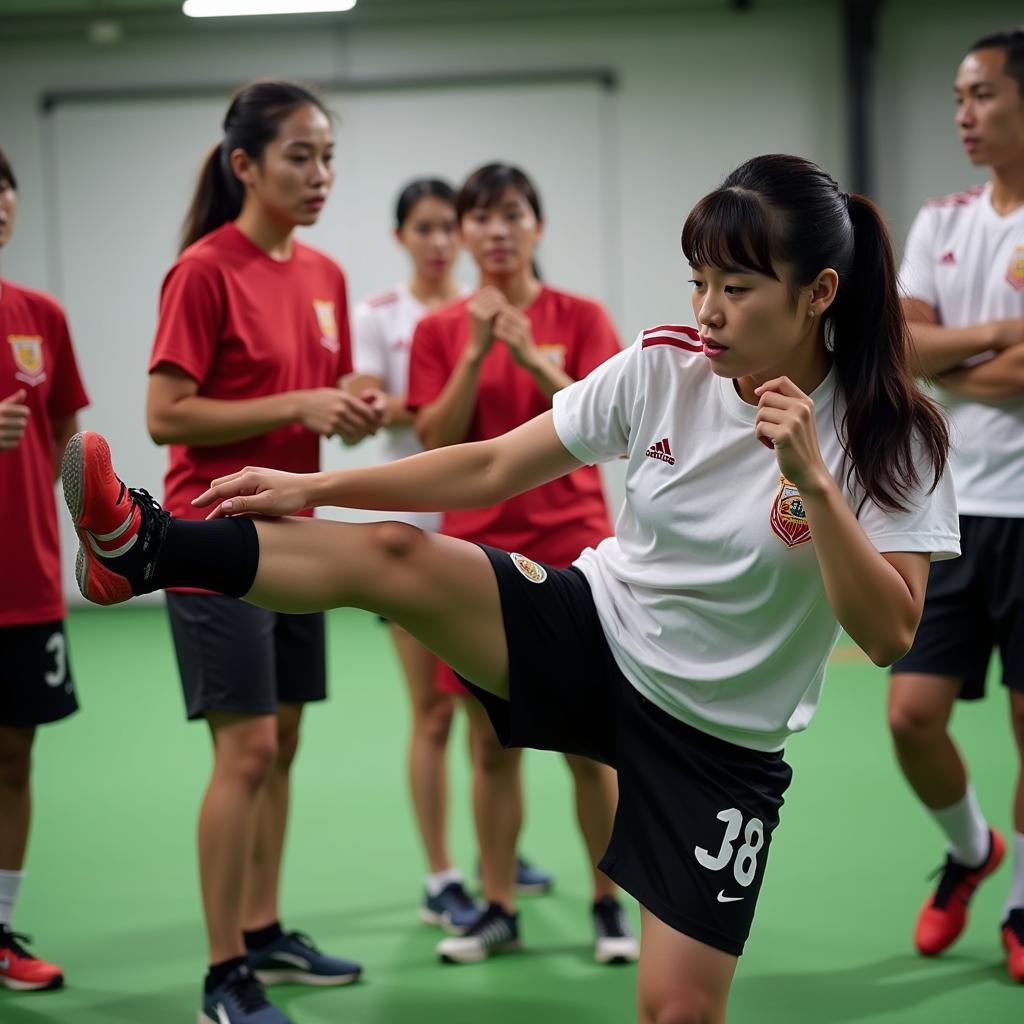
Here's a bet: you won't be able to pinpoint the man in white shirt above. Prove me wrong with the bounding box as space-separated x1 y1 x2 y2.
889 26 1024 981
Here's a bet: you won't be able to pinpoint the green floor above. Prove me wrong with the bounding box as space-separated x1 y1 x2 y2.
2 606 1020 1022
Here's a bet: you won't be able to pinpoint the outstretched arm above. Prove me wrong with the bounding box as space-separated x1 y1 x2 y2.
939 345 1024 401
194 410 581 519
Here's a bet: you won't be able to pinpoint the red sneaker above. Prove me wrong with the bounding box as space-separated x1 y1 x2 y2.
1002 908 1024 983
61 432 167 605
914 828 1006 957
0 926 64 991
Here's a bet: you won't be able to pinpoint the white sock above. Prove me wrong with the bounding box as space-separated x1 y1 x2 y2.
425 868 463 898
1003 832 1024 920
0 870 24 927
930 786 990 866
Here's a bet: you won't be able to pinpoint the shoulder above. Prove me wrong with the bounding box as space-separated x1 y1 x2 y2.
419 296 470 331
1 281 66 323
638 323 703 355
293 241 346 282
923 184 987 210
538 285 608 321
363 287 401 310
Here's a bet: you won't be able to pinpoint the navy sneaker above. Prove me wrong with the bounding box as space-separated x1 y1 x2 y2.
420 879 482 934
516 856 554 895
200 964 291 1024
592 896 639 964
436 903 520 964
247 931 361 987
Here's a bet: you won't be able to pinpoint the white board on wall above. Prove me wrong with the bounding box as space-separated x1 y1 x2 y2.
48 78 622 600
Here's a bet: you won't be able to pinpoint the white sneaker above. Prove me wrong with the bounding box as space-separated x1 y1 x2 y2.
593 896 639 964
437 903 520 964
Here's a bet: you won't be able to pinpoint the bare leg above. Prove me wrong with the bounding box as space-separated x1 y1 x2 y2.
464 696 522 912
243 703 302 931
1010 692 1024 836
888 673 965 808
199 713 277 963
636 907 735 1024
390 624 456 874
0 727 34 870
564 753 619 901
247 521 509 698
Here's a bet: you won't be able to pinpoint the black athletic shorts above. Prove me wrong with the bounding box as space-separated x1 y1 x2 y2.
892 515 1024 699
0 620 79 727
460 545 793 957
166 593 327 720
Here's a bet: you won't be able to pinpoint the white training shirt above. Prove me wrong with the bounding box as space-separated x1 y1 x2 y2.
552 326 961 752
900 183 1024 517
352 281 459 531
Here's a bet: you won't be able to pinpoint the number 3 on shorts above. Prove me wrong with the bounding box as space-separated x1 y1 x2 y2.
694 808 765 888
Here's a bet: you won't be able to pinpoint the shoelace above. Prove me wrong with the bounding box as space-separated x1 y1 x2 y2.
129 488 170 553
444 883 478 915
225 969 270 1013
466 906 513 944
927 855 977 909
283 930 321 954
593 899 629 939
0 929 37 961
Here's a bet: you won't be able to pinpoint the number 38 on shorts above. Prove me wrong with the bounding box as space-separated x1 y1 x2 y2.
694 808 765 889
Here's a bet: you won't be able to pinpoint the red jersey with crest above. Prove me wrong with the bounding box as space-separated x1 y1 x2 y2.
0 281 89 626
149 222 352 519
407 285 619 564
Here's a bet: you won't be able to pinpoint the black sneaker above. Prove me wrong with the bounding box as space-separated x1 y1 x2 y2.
436 903 520 964
592 896 639 964
200 963 291 1023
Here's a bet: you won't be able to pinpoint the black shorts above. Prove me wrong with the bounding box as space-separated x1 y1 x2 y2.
892 515 1024 699
0 620 79 727
166 593 327 721
460 546 792 957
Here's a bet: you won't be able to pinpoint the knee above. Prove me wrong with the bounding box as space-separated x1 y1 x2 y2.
276 723 301 771
643 995 719 1024
371 521 426 562
472 728 514 775
416 696 455 746
219 734 278 791
888 700 945 747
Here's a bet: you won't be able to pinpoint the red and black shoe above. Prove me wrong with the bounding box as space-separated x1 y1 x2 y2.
61 431 168 605
914 828 1006 956
1002 908 1024 983
0 925 64 991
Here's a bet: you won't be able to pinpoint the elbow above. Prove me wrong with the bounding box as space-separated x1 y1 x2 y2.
865 630 916 669
147 409 177 446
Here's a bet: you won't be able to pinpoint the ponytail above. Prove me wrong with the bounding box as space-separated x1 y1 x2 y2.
682 154 948 513
179 143 243 253
830 195 948 511
177 79 329 254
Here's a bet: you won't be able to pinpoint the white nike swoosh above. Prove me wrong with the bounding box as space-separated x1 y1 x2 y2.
272 951 311 970
215 1002 231 1024
0 955 10 970
716 890 744 903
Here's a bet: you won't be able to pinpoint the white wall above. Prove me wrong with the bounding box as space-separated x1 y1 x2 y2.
2 3 850 603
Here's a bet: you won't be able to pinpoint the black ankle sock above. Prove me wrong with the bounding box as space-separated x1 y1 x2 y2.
243 921 284 951
205 955 248 993
152 517 259 597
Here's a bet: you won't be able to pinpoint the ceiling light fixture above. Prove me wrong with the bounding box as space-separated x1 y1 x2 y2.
183 0 356 17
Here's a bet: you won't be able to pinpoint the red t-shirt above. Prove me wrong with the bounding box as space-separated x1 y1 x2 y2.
0 281 89 627
407 285 619 566
149 223 352 519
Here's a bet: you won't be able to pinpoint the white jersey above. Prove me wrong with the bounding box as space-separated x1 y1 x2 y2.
900 183 1024 517
352 282 451 531
552 326 960 752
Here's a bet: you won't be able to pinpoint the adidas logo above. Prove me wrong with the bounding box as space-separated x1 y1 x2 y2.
645 438 675 465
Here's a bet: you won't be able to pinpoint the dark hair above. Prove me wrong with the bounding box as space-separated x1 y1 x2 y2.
180 79 329 252
395 178 455 228
970 26 1024 94
0 148 16 191
682 153 948 513
456 163 544 279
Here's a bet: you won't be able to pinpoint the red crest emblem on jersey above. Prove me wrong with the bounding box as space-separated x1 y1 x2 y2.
1006 245 1024 292
770 475 811 548
313 299 340 353
8 335 46 386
